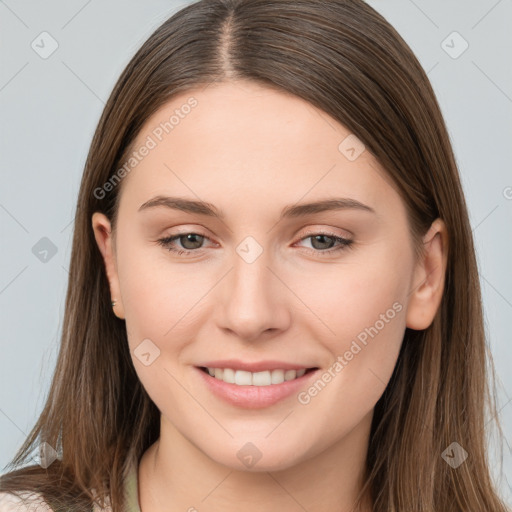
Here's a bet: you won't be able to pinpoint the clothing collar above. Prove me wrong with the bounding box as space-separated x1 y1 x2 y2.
124 455 142 512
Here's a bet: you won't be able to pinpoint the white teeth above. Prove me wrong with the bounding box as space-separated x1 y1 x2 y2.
252 371 272 386
284 370 296 381
205 367 310 386
235 370 252 386
271 369 284 384
223 368 235 383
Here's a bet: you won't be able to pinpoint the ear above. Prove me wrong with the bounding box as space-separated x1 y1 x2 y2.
91 212 125 320
406 218 449 330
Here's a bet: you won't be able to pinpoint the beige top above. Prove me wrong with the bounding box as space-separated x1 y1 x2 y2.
0 458 141 512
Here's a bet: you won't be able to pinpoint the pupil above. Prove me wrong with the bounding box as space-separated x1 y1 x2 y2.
311 235 333 250
181 234 203 250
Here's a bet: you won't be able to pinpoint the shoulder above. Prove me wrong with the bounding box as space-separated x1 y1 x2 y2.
0 492 111 512
0 491 53 511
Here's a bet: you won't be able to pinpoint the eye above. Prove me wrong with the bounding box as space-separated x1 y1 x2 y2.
157 232 212 255
295 232 354 257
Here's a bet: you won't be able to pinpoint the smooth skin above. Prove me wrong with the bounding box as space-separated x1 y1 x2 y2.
92 81 448 512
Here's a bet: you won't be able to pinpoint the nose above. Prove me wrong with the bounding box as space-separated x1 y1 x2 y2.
216 249 291 343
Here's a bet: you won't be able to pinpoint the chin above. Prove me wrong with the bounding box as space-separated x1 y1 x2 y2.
205 439 309 473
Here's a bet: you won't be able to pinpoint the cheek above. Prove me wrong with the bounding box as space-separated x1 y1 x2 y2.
290 245 410 401
289 242 410 338
115 244 201 412
116 239 204 337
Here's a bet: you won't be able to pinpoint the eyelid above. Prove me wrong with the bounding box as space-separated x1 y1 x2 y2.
297 226 353 239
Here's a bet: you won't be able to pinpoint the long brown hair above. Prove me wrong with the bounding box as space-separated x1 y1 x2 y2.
1 1 508 510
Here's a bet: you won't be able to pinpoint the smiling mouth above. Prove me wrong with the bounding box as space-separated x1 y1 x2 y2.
198 366 318 386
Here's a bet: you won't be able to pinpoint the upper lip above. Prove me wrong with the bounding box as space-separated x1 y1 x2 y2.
197 360 318 372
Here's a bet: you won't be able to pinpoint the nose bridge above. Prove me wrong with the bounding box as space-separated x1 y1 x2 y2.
218 238 289 340
232 248 271 299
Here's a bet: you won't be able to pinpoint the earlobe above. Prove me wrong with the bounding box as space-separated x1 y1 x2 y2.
405 218 449 331
91 212 125 320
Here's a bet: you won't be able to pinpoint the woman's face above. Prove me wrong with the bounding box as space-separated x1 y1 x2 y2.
93 80 446 472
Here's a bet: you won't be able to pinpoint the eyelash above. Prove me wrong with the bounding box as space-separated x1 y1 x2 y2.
156 231 354 258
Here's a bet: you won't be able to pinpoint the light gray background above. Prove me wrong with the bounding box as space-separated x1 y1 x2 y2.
1 0 511 504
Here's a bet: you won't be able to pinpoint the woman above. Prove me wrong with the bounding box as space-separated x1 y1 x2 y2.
0 0 509 511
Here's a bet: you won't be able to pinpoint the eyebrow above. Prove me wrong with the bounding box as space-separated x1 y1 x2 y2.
138 195 376 219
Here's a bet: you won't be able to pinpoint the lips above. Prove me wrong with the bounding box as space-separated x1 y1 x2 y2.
194 361 320 409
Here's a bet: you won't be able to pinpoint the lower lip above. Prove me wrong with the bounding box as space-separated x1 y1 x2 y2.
195 367 319 409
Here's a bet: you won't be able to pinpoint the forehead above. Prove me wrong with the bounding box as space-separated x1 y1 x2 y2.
117 80 399 216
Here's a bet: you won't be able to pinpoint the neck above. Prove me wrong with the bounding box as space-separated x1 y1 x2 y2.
138 411 373 512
